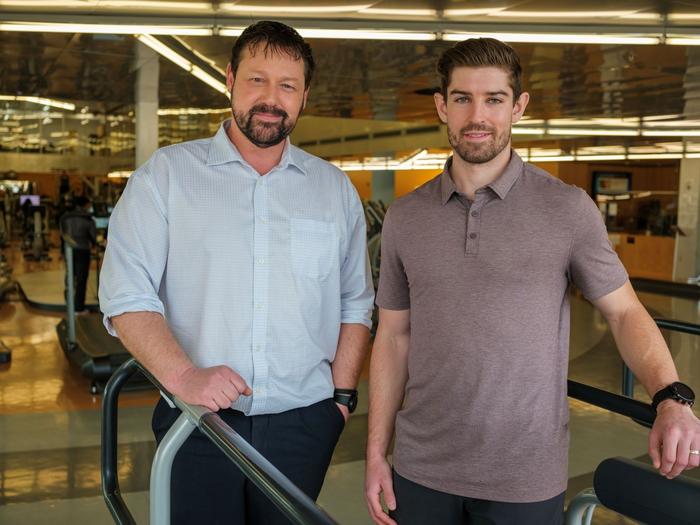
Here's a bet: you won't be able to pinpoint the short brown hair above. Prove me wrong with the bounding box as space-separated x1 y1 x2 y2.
437 38 522 100
230 21 315 88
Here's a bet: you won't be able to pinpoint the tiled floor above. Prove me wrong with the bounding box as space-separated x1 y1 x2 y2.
1 242 699 524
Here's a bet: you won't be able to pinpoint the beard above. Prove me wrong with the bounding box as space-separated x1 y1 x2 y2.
233 103 296 148
448 123 511 164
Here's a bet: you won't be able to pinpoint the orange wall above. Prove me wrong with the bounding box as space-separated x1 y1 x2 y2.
395 169 442 199
346 170 372 201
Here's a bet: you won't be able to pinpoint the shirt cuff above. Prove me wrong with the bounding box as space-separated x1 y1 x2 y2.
101 297 165 336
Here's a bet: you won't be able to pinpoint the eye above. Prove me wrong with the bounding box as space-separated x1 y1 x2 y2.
487 98 504 104
453 96 468 104
281 83 296 91
251 77 264 83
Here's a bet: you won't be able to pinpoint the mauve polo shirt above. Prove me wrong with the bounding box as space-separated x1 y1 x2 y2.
376 151 628 503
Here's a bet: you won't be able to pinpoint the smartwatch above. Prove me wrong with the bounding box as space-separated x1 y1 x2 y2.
333 388 358 414
652 381 695 410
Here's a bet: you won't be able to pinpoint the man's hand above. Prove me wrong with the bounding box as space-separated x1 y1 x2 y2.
649 401 700 478
170 365 252 412
336 402 350 423
365 456 397 525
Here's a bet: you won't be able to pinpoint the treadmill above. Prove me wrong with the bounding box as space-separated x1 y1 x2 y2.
56 232 148 393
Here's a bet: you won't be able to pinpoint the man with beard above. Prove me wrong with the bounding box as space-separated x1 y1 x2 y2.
365 38 700 525
100 21 374 524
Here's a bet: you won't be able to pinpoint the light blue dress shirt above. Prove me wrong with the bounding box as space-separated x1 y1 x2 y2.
99 120 374 415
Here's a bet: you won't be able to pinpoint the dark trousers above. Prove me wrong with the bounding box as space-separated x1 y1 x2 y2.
69 248 90 311
152 397 345 525
390 470 565 525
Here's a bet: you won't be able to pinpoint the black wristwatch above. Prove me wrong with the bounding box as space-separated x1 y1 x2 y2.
334 388 358 414
652 381 695 410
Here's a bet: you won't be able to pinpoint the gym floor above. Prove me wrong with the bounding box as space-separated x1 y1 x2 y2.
1 242 699 524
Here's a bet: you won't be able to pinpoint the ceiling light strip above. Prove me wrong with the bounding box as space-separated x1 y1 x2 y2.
0 22 212 35
443 32 659 45
136 34 227 94
0 94 75 111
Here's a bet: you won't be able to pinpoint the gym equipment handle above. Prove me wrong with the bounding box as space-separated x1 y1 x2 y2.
101 358 339 525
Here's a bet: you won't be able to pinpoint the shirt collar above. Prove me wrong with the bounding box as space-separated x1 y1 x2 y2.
206 119 307 175
440 150 523 205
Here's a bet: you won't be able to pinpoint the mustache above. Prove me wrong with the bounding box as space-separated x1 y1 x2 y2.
460 124 495 134
249 104 288 119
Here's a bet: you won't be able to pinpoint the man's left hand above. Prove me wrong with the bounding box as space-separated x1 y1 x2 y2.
336 402 350 423
649 400 700 478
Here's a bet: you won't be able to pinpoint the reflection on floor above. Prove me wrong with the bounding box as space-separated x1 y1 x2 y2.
1 244 700 524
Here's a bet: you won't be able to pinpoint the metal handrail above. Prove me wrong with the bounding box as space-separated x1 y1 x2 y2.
567 380 656 425
622 317 700 398
101 358 339 525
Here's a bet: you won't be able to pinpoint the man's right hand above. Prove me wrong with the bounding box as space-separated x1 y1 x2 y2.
170 365 252 412
365 456 397 525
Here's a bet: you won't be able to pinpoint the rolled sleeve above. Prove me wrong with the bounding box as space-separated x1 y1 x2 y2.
99 162 169 336
339 183 374 329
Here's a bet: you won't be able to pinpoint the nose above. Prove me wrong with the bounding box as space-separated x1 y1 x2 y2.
466 101 487 123
259 83 279 107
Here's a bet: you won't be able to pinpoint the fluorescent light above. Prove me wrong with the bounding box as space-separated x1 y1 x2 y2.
108 170 132 178
0 94 75 111
190 65 228 94
444 8 507 16
641 130 700 137
136 34 227 94
0 22 212 35
512 127 545 135
219 3 372 13
488 10 646 18
222 27 437 40
0 0 210 7
628 153 682 160
218 28 244 37
359 8 437 16
666 37 700 46
443 32 659 45
668 13 700 21
575 155 627 161
548 128 639 136
136 34 191 70
529 155 576 162
298 29 436 41
158 107 229 116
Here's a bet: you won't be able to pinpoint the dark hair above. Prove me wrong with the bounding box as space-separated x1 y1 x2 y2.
437 38 522 101
230 21 315 88
75 196 90 208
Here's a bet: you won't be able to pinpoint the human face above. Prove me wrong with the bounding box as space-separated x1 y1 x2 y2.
434 66 529 165
227 45 308 148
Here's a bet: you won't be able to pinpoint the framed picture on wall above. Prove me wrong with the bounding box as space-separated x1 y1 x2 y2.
592 171 631 200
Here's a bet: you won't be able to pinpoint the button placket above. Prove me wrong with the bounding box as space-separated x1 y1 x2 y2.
465 195 485 256
250 177 270 413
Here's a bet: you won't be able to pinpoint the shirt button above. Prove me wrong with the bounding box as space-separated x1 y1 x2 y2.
256 303 263 310
255 344 262 352
471 211 479 217
257 258 265 264
255 388 264 395
469 233 478 239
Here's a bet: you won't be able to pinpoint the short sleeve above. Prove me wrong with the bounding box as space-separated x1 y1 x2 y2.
376 206 410 310
568 189 628 301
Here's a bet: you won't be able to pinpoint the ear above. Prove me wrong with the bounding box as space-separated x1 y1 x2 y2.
434 91 448 124
226 63 234 93
511 91 529 124
302 87 309 111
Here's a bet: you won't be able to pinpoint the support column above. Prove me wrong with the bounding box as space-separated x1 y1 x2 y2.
674 159 700 281
134 42 159 168
371 170 395 204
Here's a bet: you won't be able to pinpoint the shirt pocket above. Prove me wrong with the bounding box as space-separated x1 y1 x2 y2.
290 218 338 281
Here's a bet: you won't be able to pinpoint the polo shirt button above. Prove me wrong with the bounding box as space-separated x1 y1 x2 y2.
471 211 479 217
469 233 477 239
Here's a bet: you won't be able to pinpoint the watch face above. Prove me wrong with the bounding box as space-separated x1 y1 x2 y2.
348 395 358 413
673 382 695 402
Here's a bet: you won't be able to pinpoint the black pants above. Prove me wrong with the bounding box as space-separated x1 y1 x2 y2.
390 471 565 525
69 248 90 311
152 397 345 525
